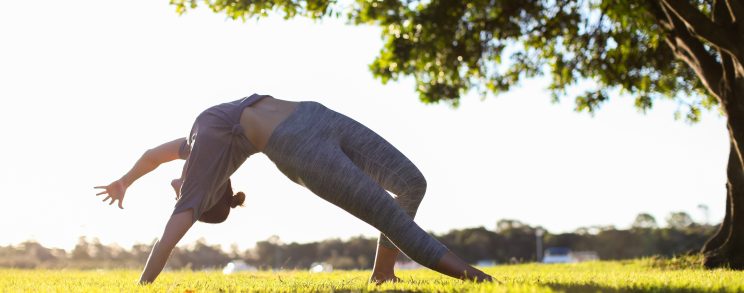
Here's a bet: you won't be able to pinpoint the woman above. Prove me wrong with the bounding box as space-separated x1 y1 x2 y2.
95 94 493 284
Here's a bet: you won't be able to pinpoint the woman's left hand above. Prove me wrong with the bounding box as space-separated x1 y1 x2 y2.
94 180 127 209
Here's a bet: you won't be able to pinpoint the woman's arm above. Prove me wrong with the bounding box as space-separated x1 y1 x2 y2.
95 138 186 208
120 137 187 187
139 209 194 284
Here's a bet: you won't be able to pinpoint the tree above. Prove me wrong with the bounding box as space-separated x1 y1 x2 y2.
666 211 695 230
632 213 658 229
71 236 91 261
495 219 528 234
171 0 744 269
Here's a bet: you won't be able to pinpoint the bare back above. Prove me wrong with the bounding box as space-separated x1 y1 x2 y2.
239 96 299 152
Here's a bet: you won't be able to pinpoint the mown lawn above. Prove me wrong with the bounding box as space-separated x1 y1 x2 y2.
2 257 743 292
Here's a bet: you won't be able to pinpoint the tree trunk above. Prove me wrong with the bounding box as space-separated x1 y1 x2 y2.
700 170 732 253
703 79 744 269
649 0 744 269
703 142 744 268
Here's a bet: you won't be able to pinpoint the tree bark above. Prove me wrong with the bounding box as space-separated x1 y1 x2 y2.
661 0 743 61
700 145 734 253
655 0 744 268
703 80 744 269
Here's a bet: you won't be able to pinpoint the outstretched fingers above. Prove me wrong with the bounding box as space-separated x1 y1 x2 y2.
93 185 124 209
94 186 108 196
103 196 124 209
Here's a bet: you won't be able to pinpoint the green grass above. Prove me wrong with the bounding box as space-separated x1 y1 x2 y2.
2 258 743 292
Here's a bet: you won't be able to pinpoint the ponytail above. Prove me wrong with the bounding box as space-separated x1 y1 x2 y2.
231 191 246 208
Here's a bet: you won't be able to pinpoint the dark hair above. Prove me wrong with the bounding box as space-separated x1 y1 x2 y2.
230 191 246 208
198 180 244 224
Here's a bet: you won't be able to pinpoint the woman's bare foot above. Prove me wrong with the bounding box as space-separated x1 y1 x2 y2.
434 251 495 282
369 273 402 285
370 244 402 285
170 178 183 199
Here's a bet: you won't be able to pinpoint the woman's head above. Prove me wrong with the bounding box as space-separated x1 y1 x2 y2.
198 179 245 224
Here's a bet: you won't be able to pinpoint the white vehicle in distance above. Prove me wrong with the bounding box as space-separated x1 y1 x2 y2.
542 247 599 263
222 260 257 274
543 247 574 263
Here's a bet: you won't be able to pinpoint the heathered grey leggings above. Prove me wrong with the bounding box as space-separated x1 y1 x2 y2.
263 101 449 268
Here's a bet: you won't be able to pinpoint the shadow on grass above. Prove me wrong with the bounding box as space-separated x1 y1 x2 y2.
543 282 717 293
331 285 711 293
326 283 718 293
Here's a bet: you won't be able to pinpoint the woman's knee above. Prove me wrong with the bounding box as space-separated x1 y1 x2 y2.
404 175 427 200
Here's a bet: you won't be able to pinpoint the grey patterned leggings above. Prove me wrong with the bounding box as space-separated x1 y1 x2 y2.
262 101 449 268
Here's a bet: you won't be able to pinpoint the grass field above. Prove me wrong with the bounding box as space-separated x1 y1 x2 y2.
2 257 743 292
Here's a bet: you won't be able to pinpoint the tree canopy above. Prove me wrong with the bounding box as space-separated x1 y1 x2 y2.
632 213 659 229
171 0 715 120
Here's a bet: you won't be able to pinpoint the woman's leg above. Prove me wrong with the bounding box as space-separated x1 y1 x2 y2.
337 122 492 283
336 124 427 281
295 147 491 282
263 102 492 282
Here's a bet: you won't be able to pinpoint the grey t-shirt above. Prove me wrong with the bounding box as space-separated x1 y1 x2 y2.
174 94 269 222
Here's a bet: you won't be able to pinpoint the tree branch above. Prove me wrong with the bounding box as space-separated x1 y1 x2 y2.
724 0 744 33
712 0 735 88
720 50 736 97
665 35 723 100
661 0 740 55
714 0 733 24
650 1 675 30
719 0 744 79
655 1 724 99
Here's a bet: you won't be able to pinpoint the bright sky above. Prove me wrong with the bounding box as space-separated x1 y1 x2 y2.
0 0 729 251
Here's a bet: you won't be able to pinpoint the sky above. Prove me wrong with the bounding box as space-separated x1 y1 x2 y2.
0 0 730 251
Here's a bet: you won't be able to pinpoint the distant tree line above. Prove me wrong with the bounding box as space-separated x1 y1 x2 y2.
0 212 714 270
446 213 713 264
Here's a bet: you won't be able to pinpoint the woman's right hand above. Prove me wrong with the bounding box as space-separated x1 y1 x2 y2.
94 179 127 209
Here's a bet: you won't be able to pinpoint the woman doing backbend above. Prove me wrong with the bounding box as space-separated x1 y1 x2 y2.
95 94 493 284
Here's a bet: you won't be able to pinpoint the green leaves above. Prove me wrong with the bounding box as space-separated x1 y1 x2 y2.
171 0 719 118
170 0 339 20
170 0 198 15
574 89 609 114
